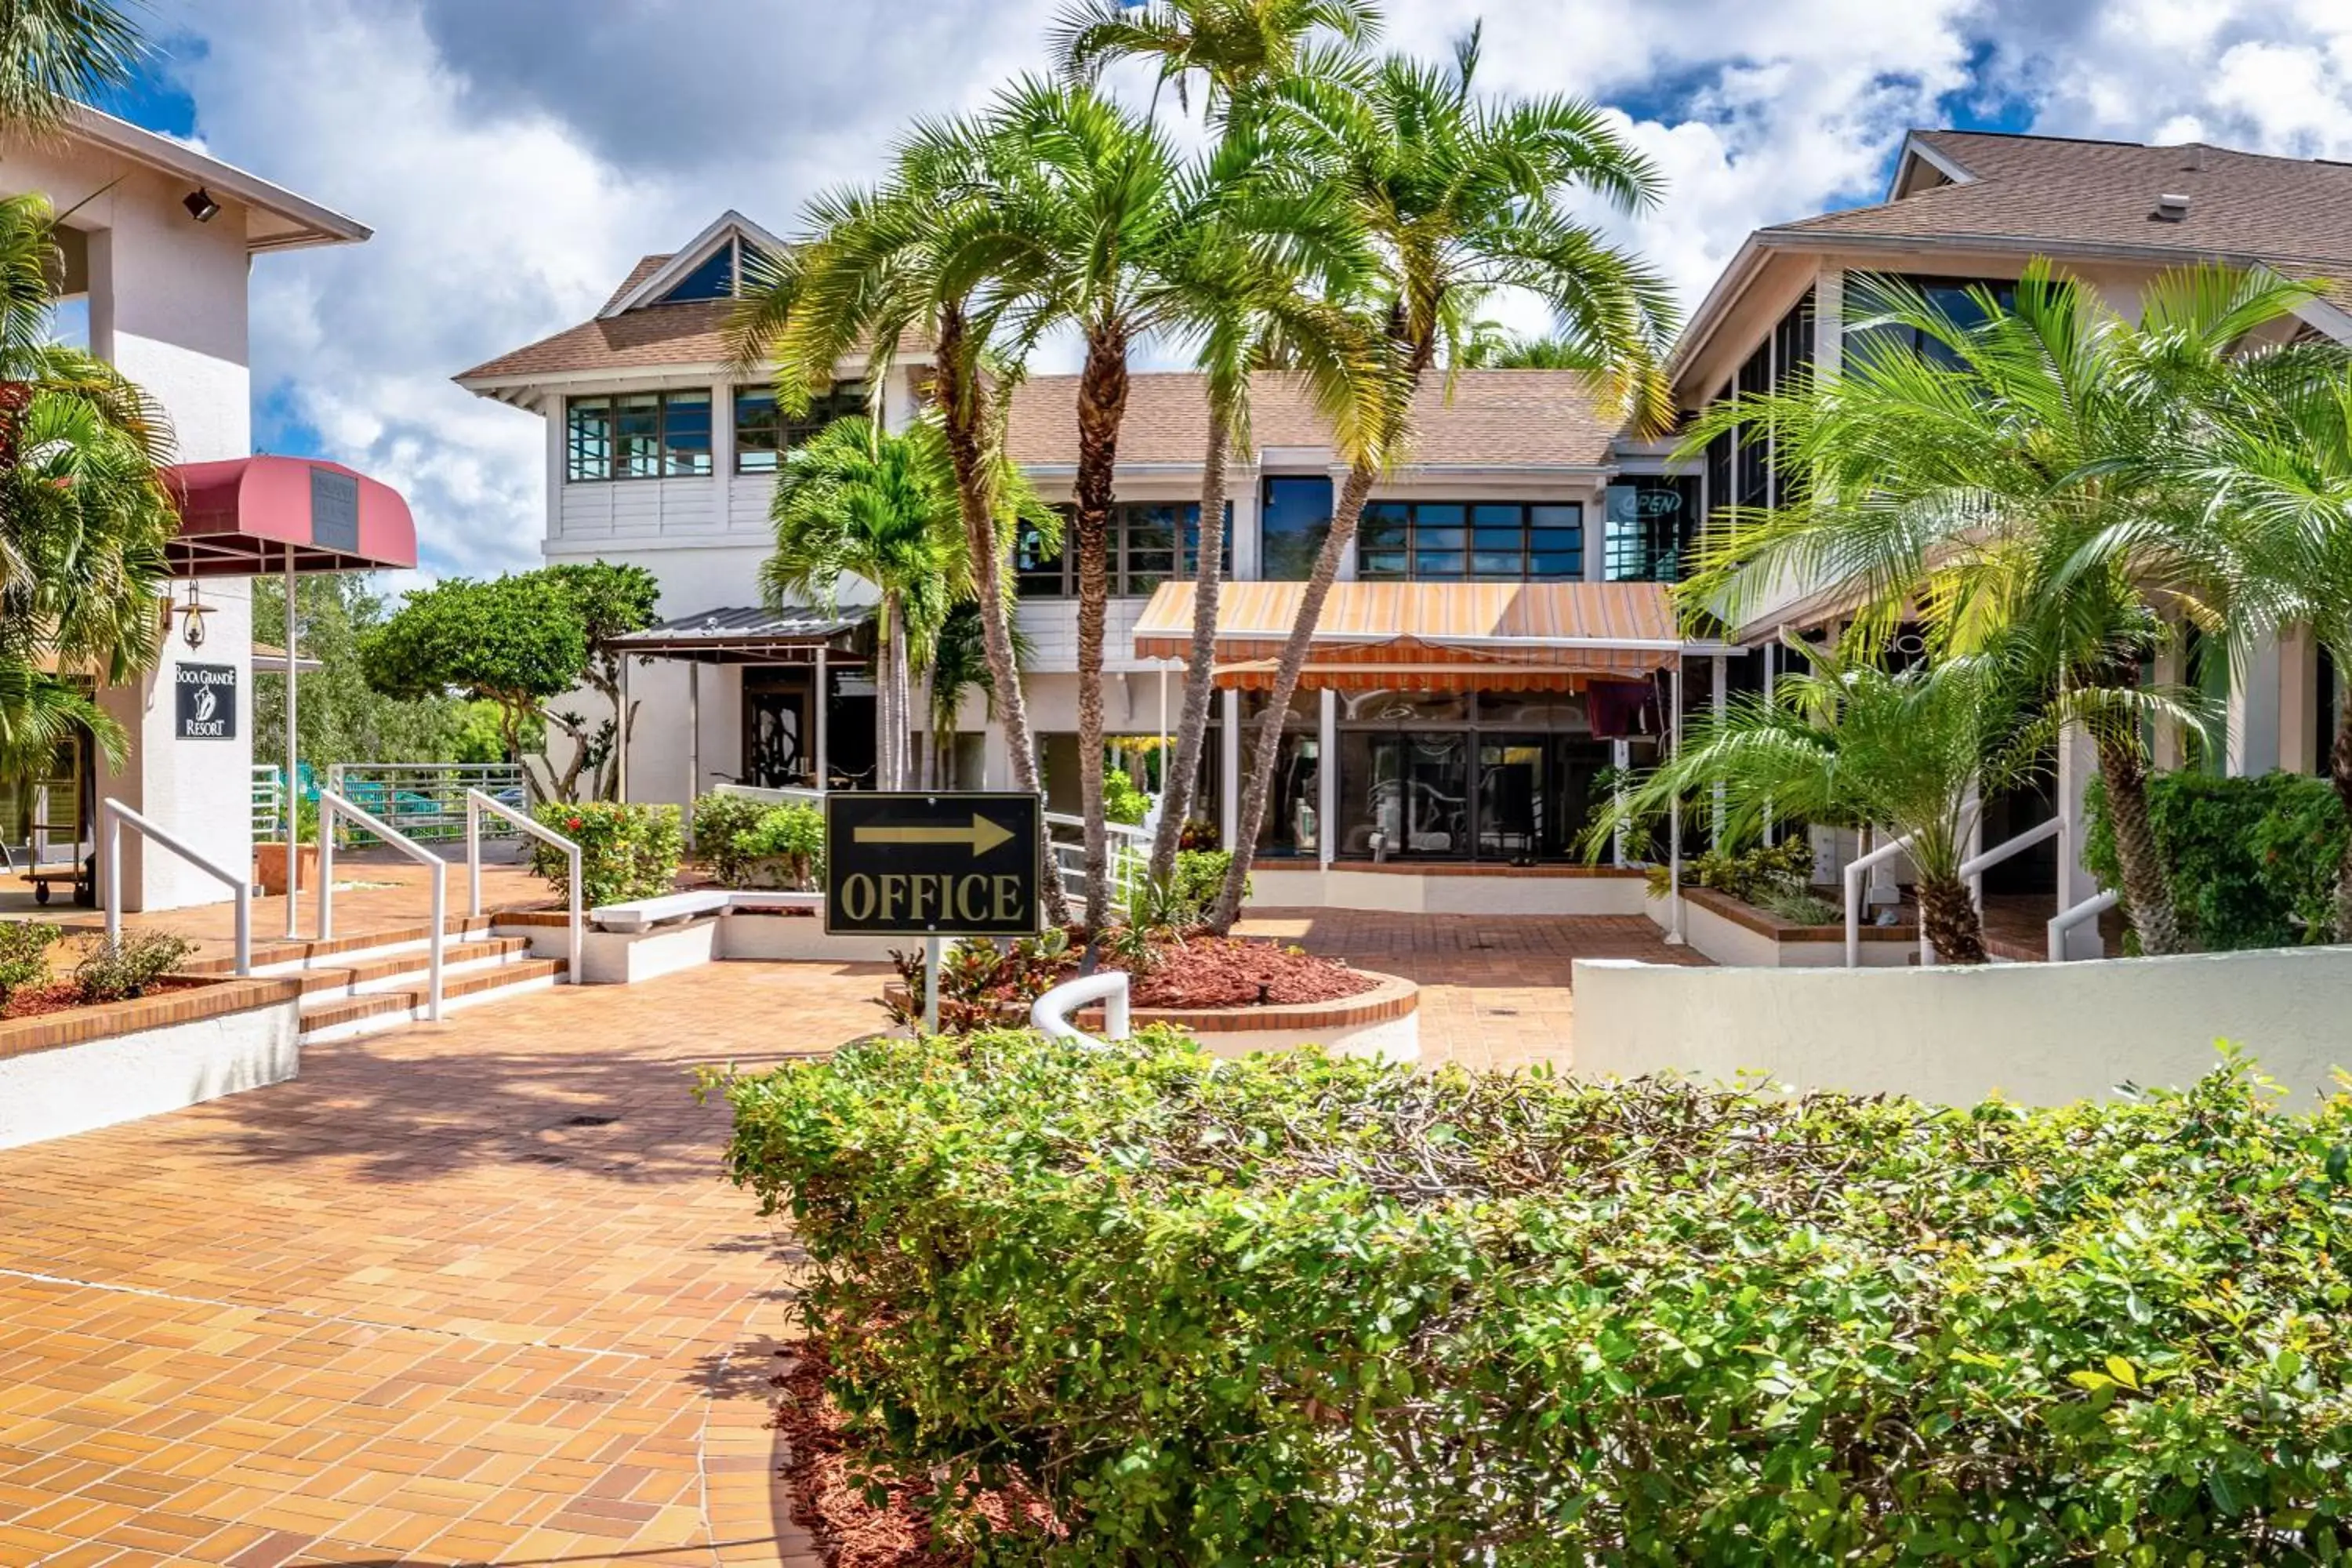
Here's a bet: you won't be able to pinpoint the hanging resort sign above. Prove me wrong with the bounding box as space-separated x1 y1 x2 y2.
824 792 1043 937
175 663 238 741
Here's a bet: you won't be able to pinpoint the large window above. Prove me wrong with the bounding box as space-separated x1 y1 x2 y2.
1260 476 1331 581
1356 501 1584 582
566 390 710 481
1015 503 1229 597
1704 287 1814 530
1602 477 1700 582
733 380 869 474
1846 274 2017 371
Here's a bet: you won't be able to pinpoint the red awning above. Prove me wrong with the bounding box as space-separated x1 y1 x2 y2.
165 455 418 578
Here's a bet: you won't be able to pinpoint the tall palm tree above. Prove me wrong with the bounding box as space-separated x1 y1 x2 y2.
728 129 1076 920
1053 0 1386 892
0 0 144 140
1682 262 2332 955
762 416 967 791
1208 28 1678 929
0 191 174 776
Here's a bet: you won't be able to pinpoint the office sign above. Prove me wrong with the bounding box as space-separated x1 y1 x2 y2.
825 792 1041 937
176 663 238 740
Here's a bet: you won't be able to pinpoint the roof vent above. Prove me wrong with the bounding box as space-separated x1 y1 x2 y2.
2180 147 2204 172
2154 192 2191 222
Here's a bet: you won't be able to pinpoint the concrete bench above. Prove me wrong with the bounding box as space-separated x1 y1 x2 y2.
590 888 822 932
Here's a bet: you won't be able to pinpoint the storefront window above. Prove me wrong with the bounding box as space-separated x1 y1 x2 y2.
1260 476 1332 581
1331 688 1624 862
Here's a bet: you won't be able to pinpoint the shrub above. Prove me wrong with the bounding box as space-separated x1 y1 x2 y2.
0 920 57 1003
1124 850 1247 935
1645 834 1813 903
720 1033 2352 1565
735 803 825 890
1755 887 1842 925
1177 817 1219 851
1102 769 1149 826
73 929 194 1003
2086 771 2347 949
688 790 769 885
881 929 1069 1033
532 800 681 908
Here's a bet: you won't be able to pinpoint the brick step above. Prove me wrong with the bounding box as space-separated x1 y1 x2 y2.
179 914 506 977
297 957 568 1043
290 937 535 997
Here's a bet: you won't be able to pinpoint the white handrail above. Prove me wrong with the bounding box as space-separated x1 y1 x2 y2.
318 789 445 1021
1030 970 1130 1047
1844 830 1919 969
2049 889 2119 964
465 789 581 985
1958 815 2061 891
100 799 251 975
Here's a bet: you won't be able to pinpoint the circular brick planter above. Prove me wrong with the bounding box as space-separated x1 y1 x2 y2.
895 969 1421 1065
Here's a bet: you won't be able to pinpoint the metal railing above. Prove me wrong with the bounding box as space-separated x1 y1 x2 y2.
251 764 284 843
711 782 827 809
1030 969 1130 1047
318 789 444 1021
466 789 580 985
1045 812 1148 909
1844 830 1926 968
2049 889 2120 964
100 798 251 975
327 764 527 846
1958 815 2063 908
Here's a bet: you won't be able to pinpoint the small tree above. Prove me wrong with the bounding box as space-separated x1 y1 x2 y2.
252 574 475 779
361 562 658 802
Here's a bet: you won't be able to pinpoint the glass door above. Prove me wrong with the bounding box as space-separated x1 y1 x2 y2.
1399 732 1469 857
1475 736 1547 861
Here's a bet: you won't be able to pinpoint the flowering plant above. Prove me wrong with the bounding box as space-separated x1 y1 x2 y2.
531 799 681 908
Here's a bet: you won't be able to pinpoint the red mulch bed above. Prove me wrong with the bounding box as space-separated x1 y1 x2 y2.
2 975 212 1021
1120 935 1376 1009
772 1343 1055 1566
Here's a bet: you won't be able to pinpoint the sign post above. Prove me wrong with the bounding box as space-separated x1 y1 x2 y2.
825 793 1044 1033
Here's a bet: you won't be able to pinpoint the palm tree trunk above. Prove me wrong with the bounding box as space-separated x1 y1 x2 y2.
880 595 906 790
1073 328 1130 932
1916 873 1987 965
2092 727 2183 955
2331 693 2352 942
1211 459 1379 931
1147 407 1231 887
935 304 1069 925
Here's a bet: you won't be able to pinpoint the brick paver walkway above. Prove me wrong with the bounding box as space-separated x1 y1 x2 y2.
1234 908 1705 1073
0 910 1698 1565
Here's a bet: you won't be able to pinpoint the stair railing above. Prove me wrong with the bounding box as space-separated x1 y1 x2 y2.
99 799 251 975
464 789 580 984
2049 889 2120 964
1844 829 1922 969
317 789 444 1021
1030 970 1130 1047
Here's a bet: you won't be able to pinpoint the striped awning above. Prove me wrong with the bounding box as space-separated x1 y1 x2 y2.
1133 580 1681 690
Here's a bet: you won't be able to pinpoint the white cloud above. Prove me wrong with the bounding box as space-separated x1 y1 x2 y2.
143 0 2352 580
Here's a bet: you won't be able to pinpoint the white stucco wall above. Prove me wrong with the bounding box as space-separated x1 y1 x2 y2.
1571 946 2352 1106
0 994 299 1149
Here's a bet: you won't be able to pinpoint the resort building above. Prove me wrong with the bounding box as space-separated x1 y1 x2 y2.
9 109 415 912
457 130 2352 913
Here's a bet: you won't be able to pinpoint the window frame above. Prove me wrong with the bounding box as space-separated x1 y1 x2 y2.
1354 499 1585 583
733 379 871 475
566 390 713 483
1015 502 1232 598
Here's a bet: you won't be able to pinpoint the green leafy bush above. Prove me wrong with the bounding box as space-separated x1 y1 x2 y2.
1755 887 1842 925
1124 849 1247 934
690 793 826 890
720 1032 2352 1566
688 790 768 884
1102 768 1149 826
72 930 194 1003
2086 771 2347 949
532 800 681 908
1645 834 1814 903
0 920 57 1003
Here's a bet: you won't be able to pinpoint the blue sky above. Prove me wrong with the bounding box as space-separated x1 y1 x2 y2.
99 0 2352 579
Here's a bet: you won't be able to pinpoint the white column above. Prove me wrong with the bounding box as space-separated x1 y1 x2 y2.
1229 470 1261 582
1327 465 1356 581
686 662 701 846
813 646 829 789
1220 687 1241 850
1317 687 1336 870
2227 631 2282 778
282 546 299 939
1710 653 1728 846
2055 724 2103 960
710 378 733 528
1812 264 1845 379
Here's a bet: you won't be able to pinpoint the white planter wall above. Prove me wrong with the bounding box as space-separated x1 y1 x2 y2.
0 996 300 1150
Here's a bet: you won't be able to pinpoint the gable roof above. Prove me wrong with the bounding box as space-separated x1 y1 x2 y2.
1006 370 1626 470
456 299 739 389
60 104 368 252
1771 130 2352 275
599 209 790 318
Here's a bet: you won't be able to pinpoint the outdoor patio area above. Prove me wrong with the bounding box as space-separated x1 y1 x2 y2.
0 913 1695 1565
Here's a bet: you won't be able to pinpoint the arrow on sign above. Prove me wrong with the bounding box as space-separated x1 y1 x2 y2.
853 814 1016 858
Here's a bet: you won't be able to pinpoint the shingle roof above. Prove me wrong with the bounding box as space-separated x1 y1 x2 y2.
455 297 735 384
602 253 672 314
1772 131 2352 279
1005 370 1625 469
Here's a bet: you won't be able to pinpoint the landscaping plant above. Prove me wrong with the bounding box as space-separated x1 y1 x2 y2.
531 800 681 909
720 1029 2352 1565
71 930 192 1004
0 920 57 1004
688 789 769 885
1642 836 1813 906
734 802 826 891
2085 770 2348 949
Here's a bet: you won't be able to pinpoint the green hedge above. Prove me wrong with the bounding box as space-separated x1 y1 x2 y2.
690 790 825 890
532 800 681 908
720 1030 2352 1565
2086 771 2347 949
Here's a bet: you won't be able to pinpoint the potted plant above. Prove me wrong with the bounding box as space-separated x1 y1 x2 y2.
254 793 319 897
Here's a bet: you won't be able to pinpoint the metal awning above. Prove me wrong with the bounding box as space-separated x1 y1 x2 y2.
1134 580 1683 689
165 455 418 578
606 604 873 665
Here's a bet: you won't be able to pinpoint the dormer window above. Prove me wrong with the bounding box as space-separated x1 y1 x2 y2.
659 244 736 303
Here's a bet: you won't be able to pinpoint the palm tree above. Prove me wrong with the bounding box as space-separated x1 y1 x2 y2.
0 191 174 778
927 599 1041 789
1589 641 2175 964
728 126 1076 920
1682 262 2332 956
0 0 144 140
1052 0 1387 892
1457 325 1600 369
1208 28 1678 929
762 416 965 790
